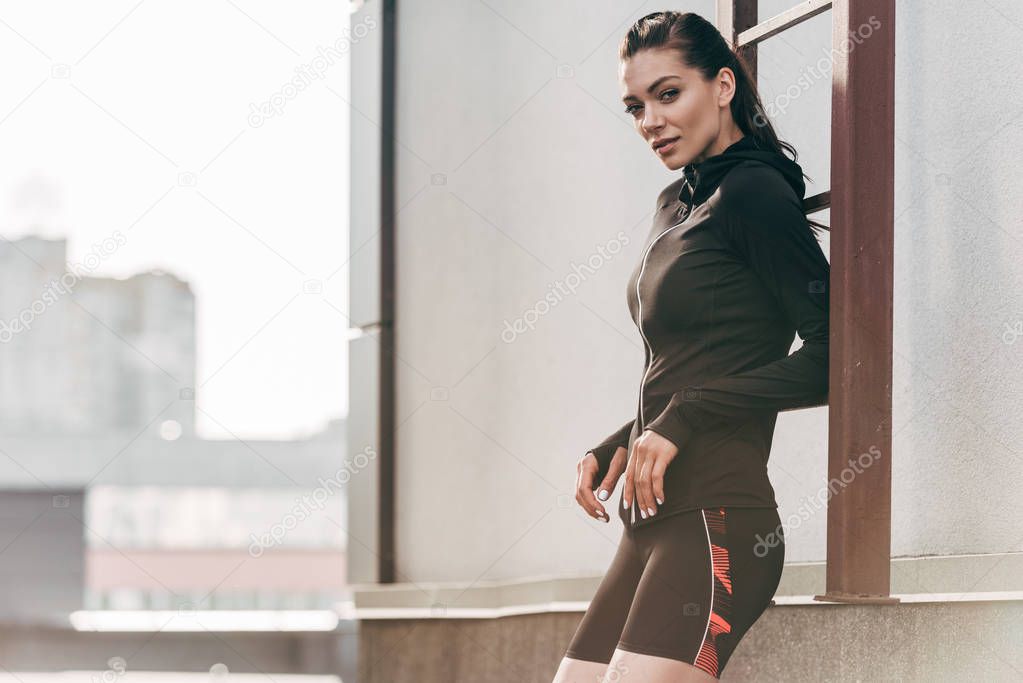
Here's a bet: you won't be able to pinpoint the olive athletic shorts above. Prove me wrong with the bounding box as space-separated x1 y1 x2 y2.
564 506 785 679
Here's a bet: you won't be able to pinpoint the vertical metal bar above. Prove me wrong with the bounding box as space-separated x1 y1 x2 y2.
814 0 898 604
717 0 759 75
378 0 397 585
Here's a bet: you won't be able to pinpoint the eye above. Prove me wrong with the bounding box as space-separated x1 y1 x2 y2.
624 88 679 115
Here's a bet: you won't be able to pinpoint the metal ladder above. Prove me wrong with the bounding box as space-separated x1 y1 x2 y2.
718 0 898 605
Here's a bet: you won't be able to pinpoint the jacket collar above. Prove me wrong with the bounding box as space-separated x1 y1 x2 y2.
678 135 806 206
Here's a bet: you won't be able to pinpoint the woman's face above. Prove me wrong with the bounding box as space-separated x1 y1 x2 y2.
619 48 734 171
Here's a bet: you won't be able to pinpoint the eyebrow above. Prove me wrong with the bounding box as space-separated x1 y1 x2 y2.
622 75 681 103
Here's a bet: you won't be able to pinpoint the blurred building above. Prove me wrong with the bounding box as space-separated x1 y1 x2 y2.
0 236 196 435
0 236 349 620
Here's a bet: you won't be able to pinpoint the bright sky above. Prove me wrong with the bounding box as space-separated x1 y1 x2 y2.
0 1 354 439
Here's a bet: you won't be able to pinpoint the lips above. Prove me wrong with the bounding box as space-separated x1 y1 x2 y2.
653 136 680 153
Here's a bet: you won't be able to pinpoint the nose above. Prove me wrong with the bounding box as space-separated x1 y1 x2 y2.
641 108 664 136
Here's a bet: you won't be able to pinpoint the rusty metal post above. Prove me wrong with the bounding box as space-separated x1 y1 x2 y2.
717 0 759 72
815 0 898 604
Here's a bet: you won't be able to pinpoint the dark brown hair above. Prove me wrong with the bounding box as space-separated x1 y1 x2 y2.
620 11 828 236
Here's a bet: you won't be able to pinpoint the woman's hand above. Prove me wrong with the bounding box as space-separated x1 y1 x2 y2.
622 430 679 519
576 446 627 523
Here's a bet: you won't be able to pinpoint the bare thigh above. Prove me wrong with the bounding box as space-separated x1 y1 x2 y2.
604 648 718 682
551 648 717 683
551 655 609 683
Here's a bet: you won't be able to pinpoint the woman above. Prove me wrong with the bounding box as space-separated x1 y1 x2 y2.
554 11 830 683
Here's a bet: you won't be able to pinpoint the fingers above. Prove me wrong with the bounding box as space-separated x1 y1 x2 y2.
621 447 635 511
580 487 608 522
632 439 667 520
642 456 666 519
635 454 655 519
595 446 627 502
627 439 653 519
651 457 667 508
576 453 609 522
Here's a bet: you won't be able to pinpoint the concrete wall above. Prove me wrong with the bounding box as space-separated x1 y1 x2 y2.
349 0 1023 587
888 0 1023 557
357 599 1023 682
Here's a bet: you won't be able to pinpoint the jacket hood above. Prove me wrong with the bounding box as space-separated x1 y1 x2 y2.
679 135 806 206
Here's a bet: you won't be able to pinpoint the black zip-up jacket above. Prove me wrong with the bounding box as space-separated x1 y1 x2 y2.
587 135 830 530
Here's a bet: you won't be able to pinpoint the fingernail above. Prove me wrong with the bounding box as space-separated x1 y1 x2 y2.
647 507 656 517
623 497 628 509
640 508 647 519
656 497 663 505
597 489 609 501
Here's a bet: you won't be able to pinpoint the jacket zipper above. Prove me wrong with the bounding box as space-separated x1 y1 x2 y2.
630 176 697 524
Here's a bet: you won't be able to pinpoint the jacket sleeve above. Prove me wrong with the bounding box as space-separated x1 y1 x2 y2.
643 169 830 451
587 419 633 487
